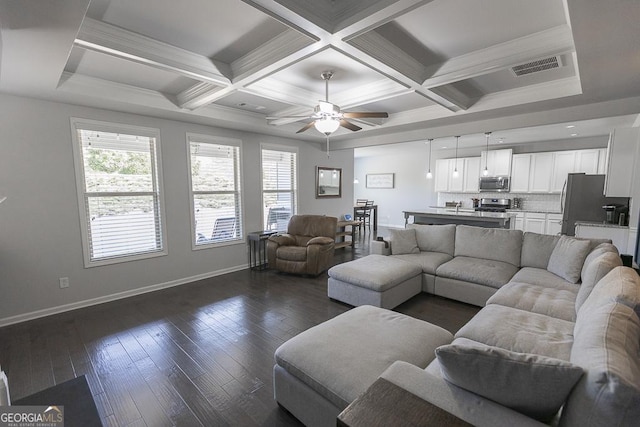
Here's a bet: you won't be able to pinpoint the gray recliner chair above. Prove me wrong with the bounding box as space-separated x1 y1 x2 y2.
267 215 337 275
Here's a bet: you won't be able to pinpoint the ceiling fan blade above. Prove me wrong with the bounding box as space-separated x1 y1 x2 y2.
266 115 312 120
296 121 316 133
342 112 389 119
340 119 362 132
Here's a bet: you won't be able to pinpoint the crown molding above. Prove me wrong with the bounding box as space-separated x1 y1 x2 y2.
75 18 231 86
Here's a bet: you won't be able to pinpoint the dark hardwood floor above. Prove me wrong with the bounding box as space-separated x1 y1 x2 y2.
0 228 480 426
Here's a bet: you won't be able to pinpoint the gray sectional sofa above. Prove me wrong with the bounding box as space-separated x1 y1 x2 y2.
273 224 640 426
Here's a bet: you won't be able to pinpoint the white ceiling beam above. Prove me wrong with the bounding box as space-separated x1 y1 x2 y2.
422 25 575 88
75 18 231 86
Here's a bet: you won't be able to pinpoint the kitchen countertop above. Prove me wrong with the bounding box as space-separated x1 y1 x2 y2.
431 207 562 215
407 208 516 219
575 221 629 229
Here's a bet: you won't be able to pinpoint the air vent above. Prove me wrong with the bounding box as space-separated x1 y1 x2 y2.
511 56 561 77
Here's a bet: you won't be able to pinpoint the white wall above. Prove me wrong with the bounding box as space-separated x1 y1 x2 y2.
0 93 354 324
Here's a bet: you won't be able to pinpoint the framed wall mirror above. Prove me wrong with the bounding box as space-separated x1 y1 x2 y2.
316 166 342 198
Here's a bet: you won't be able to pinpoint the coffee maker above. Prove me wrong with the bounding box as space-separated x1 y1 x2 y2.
602 204 629 225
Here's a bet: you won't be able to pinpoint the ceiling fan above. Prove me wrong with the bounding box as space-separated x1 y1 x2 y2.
267 71 389 136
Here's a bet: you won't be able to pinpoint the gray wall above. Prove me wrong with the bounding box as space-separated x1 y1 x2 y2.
0 93 354 324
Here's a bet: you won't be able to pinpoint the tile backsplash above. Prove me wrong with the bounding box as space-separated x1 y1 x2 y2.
438 192 562 212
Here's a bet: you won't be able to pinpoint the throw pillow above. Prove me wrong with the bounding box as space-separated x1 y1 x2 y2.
389 228 420 255
547 235 591 283
436 343 584 422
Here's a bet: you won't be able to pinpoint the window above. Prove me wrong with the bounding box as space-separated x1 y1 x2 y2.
261 146 297 232
71 119 166 267
187 134 243 247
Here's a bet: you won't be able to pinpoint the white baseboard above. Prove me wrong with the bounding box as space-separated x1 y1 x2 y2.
0 264 247 328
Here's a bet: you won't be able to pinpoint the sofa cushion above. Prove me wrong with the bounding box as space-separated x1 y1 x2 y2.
408 224 456 256
520 232 559 269
575 252 623 312
276 245 307 261
510 267 577 290
391 252 453 275
436 256 518 289
436 337 583 422
547 235 591 283
455 304 575 360
274 305 453 409
486 281 577 322
580 242 619 280
389 228 420 255
579 266 640 317
562 301 640 426
454 225 523 267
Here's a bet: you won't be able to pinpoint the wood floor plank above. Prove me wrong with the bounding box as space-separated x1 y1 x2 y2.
0 228 480 426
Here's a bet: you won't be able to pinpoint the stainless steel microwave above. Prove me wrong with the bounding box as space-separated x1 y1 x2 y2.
479 176 510 192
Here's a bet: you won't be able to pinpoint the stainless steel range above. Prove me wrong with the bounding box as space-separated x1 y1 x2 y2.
475 198 511 212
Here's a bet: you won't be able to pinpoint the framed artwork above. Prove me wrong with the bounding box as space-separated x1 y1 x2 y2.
366 173 394 189
316 166 342 198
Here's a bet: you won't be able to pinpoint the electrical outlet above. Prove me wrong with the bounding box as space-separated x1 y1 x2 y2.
59 277 69 289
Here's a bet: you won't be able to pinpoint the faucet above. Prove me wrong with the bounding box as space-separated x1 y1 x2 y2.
455 201 461 213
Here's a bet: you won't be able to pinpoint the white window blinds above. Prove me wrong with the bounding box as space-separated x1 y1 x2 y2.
188 135 243 246
261 148 297 232
71 120 166 266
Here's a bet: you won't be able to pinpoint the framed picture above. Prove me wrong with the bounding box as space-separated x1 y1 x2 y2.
366 173 394 189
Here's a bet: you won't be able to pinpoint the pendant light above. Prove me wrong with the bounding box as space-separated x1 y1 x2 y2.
483 132 491 176
452 136 460 178
426 138 433 179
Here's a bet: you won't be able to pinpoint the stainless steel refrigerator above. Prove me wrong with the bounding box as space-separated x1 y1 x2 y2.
561 173 629 235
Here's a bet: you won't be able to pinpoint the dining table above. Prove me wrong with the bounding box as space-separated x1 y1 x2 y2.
353 204 378 231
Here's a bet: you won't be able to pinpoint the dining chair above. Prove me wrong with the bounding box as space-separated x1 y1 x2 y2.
355 200 374 231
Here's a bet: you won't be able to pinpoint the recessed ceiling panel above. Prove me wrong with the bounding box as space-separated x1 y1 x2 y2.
215 91 293 116
393 0 567 59
358 92 436 114
66 48 200 94
90 0 288 62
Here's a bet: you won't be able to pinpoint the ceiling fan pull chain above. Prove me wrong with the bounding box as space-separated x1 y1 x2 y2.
326 135 330 157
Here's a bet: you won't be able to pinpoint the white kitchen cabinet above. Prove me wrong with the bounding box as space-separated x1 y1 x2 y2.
546 213 563 236
510 154 532 193
435 157 478 192
480 149 512 177
575 149 600 174
463 157 481 192
512 212 525 231
597 148 607 174
605 128 640 197
575 224 629 254
551 151 577 193
524 213 547 234
434 159 450 192
529 153 553 193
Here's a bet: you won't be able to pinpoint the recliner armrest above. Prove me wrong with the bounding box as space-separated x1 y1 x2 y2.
268 233 296 246
307 236 334 246
371 240 391 255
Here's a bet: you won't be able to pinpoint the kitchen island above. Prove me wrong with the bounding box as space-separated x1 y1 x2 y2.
403 208 515 229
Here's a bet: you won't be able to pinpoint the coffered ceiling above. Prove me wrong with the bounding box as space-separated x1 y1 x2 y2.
1 0 639 149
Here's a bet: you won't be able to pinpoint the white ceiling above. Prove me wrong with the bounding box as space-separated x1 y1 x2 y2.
1 0 639 150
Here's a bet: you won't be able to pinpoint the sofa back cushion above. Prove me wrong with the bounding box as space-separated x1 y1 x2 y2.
579 266 640 317
408 224 456 256
288 215 337 239
580 243 619 281
454 225 523 267
563 298 640 426
575 252 623 312
520 232 560 269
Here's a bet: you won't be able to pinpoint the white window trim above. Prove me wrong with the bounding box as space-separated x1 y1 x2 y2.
260 143 299 231
186 133 245 250
70 118 168 268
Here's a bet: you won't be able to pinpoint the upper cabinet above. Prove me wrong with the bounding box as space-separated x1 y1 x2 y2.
434 157 479 193
480 149 512 177
604 128 640 197
550 151 577 192
510 154 532 193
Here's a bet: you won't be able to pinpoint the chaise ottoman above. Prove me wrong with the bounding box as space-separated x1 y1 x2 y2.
327 254 422 309
273 305 454 427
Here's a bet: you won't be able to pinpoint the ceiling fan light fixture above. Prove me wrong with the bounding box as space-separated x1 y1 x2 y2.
314 117 340 135
318 101 336 114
